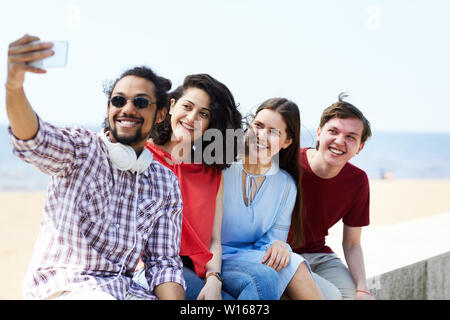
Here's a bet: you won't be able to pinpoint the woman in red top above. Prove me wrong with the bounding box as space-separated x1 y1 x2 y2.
149 76 233 286
135 74 278 300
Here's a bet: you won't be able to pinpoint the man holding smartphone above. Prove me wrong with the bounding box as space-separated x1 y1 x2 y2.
5 34 185 300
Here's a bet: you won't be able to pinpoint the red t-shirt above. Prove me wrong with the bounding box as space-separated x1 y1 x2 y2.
289 148 370 254
146 142 221 278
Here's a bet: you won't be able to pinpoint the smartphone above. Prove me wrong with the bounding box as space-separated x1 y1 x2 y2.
28 41 69 68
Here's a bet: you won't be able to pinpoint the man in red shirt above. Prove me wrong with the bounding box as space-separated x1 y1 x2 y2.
288 93 374 300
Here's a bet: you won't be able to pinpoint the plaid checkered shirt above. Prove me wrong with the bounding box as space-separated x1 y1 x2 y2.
9 117 185 299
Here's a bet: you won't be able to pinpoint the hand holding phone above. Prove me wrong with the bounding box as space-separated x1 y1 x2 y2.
7 35 54 90
27 40 69 68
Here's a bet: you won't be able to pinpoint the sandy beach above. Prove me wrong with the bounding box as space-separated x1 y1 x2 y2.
1 179 450 300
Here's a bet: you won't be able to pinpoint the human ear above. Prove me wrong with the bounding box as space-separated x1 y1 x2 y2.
316 126 322 138
356 142 365 154
315 126 322 149
281 137 293 149
169 98 176 115
156 108 168 124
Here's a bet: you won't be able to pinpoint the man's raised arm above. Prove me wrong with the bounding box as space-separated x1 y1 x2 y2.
5 34 54 140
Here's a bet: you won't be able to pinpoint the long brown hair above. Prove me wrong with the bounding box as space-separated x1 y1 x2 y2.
151 74 243 170
254 98 304 248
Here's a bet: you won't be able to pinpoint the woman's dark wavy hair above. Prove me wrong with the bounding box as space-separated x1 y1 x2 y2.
249 98 304 248
151 74 243 171
103 66 172 129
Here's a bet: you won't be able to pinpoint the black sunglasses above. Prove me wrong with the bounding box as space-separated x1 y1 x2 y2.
109 96 157 109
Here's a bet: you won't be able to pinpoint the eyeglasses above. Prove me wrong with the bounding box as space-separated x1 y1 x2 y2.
109 96 157 109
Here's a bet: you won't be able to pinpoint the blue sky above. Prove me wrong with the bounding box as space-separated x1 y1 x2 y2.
1 0 449 133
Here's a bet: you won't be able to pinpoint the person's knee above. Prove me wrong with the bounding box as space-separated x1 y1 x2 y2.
224 262 279 300
253 265 278 291
252 263 278 282
237 264 278 299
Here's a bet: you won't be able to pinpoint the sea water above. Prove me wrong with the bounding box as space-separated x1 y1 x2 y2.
1 125 450 191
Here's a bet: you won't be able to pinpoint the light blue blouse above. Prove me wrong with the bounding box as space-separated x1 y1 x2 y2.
221 161 308 297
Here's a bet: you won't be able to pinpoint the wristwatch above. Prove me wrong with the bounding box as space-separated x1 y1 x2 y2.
205 271 223 283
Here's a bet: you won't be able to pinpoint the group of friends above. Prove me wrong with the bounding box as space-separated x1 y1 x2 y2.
6 34 374 300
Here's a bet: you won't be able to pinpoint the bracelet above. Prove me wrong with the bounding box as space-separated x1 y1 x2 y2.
356 289 373 296
205 272 222 283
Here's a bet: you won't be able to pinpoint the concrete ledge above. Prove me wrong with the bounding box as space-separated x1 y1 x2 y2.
326 213 450 300
368 251 450 300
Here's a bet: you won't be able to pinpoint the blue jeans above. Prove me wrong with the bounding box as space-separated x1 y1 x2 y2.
184 261 278 300
132 266 237 300
183 266 234 300
133 260 279 300
221 259 279 300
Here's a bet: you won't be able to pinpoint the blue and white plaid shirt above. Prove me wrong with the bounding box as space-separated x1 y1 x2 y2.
9 117 185 299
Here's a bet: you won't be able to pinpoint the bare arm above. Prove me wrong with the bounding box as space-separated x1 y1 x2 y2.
259 179 297 272
155 282 185 300
197 174 224 300
5 34 53 140
342 224 374 300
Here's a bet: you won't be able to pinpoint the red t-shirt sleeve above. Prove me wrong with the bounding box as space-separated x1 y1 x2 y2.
342 171 370 227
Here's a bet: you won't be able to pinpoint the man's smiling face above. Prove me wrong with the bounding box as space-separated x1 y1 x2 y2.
107 75 157 150
316 117 365 169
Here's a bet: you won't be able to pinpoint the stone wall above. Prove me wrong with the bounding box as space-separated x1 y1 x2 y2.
368 251 450 300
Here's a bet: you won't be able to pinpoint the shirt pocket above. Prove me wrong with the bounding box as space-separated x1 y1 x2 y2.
136 198 160 241
78 178 113 237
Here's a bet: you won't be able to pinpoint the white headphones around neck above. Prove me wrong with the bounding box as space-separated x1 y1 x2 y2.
100 129 152 174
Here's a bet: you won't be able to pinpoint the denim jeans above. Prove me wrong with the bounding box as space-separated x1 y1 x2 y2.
133 266 235 300
133 260 279 300
221 259 279 300
183 260 278 300
183 266 234 300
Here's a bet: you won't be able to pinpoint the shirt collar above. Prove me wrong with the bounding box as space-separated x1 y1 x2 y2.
238 158 279 177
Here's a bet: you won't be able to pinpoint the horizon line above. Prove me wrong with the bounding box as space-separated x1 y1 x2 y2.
0 122 449 135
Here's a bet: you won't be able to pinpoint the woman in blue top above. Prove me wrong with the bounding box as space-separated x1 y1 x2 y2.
221 98 324 299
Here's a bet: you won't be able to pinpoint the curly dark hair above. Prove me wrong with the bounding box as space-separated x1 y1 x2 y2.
151 74 243 171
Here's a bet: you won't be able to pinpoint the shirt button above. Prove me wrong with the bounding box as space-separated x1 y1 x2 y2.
116 224 120 229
